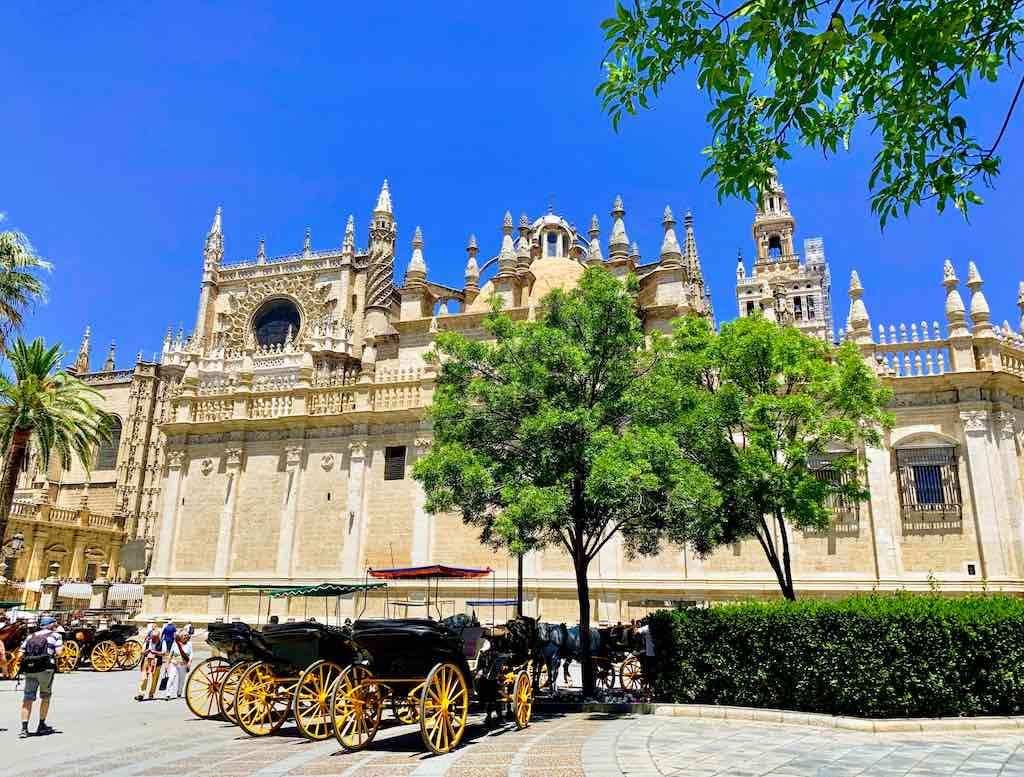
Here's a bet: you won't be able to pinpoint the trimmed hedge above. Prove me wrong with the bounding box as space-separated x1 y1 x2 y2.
647 594 1024 718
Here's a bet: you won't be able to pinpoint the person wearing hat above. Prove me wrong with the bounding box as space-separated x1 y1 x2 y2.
18 615 63 738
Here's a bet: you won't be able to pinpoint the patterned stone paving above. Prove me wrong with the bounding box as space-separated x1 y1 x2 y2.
7 670 1024 776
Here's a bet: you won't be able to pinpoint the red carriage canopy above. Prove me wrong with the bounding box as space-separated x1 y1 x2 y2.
368 564 492 580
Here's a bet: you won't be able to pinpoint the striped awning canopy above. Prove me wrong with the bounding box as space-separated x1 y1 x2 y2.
269 582 387 598
368 564 492 580
466 599 517 607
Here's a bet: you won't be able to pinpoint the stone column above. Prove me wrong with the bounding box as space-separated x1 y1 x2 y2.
340 437 367 578
275 442 305 578
863 440 903 580
38 562 60 610
89 564 111 609
107 543 121 582
151 450 186 579
410 437 432 565
68 535 87 580
993 412 1024 576
214 448 244 579
23 527 48 581
960 410 1011 580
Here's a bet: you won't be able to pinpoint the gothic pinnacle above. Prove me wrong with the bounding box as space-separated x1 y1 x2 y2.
375 179 393 215
102 340 116 372
682 210 702 281
72 326 91 373
499 211 516 274
407 225 426 278
303 227 312 256
587 214 604 266
256 238 266 263
517 214 531 271
967 260 993 335
465 234 480 288
203 205 224 266
609 194 629 257
659 206 682 268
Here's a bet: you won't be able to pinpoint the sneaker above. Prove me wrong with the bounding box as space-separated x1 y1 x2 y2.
36 723 54 736
134 694 144 701
19 729 29 739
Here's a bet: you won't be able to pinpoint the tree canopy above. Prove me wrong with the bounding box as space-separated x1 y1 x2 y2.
642 314 893 599
598 0 1024 226
414 268 705 694
0 218 51 352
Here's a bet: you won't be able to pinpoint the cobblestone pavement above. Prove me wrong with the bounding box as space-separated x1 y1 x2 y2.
6 670 1024 776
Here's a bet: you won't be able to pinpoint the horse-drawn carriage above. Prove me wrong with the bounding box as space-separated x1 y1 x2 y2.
533 620 650 692
58 619 142 672
0 604 28 679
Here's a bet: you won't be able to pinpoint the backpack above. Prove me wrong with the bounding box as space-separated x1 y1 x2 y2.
21 631 53 673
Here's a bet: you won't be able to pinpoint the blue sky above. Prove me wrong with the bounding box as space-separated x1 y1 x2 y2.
3 2 1022 366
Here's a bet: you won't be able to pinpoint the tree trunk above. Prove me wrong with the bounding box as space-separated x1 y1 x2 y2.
0 429 29 549
775 510 797 601
574 557 595 697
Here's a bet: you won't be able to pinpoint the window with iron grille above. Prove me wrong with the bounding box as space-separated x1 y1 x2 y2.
896 446 962 530
806 453 859 536
384 445 406 481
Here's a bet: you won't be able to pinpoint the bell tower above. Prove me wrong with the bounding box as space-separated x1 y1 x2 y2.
752 169 796 266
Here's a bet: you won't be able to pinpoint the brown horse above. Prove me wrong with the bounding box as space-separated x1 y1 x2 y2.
1 620 28 678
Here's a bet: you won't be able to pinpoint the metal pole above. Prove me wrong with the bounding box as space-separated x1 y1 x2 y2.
516 553 524 617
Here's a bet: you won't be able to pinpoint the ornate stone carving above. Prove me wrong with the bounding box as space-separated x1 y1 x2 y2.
994 411 1017 440
285 444 304 466
320 453 335 471
414 437 432 455
200 458 214 476
224 448 243 467
219 274 335 350
166 450 185 470
349 440 367 459
960 410 990 434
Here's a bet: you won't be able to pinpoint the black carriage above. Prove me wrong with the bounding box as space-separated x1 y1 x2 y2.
59 617 141 673
329 565 534 755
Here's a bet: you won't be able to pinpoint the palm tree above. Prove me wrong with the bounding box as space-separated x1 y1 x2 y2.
0 222 52 353
0 338 112 546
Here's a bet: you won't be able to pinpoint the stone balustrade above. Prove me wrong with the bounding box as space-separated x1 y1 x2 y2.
870 321 951 377
9 500 126 533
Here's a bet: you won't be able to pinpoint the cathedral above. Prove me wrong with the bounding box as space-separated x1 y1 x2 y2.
7 173 1024 625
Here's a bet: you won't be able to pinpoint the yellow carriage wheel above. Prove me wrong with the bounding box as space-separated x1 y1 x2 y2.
391 688 421 724
419 662 469 755
219 661 251 725
513 669 533 729
6 648 22 678
235 661 291 737
117 639 144 670
57 640 80 673
185 656 231 720
619 655 646 691
294 660 343 741
91 640 120 672
593 658 614 690
330 663 382 752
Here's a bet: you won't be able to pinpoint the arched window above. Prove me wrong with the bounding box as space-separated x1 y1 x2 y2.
768 234 783 258
252 298 301 348
545 232 559 258
95 416 122 470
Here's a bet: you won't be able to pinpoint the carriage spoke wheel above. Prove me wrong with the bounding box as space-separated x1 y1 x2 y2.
294 660 343 741
57 640 80 673
513 669 533 730
5 649 22 678
593 658 614 690
117 639 144 670
185 656 231 720
331 664 381 751
236 661 291 737
219 661 251 725
619 655 646 691
91 640 119 672
392 687 421 724
419 662 469 755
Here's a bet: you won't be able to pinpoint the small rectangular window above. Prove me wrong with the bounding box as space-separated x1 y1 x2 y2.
807 296 816 320
896 446 962 531
793 296 803 320
384 446 406 481
745 301 755 315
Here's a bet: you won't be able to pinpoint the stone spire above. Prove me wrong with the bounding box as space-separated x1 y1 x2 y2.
101 341 116 373
659 206 682 268
736 250 746 279
342 215 355 260
406 226 426 283
517 214 532 273
587 214 604 266
682 211 703 282
943 260 969 338
498 211 516 275
203 206 223 267
303 227 312 257
629 241 640 263
375 179 393 215
966 261 993 336
465 234 480 295
608 195 629 259
847 270 872 344
256 238 266 264
72 326 91 373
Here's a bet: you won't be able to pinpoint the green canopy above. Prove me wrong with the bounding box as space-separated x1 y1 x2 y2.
270 582 386 598
227 584 296 592
0 600 25 608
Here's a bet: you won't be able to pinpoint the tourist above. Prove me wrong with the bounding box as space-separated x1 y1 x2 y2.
19 615 63 738
163 633 192 700
135 623 163 701
636 618 655 679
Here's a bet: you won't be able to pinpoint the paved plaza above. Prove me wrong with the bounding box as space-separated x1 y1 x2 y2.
6 669 1024 776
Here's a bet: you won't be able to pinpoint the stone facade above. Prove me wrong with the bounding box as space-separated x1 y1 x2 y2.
7 175 1023 624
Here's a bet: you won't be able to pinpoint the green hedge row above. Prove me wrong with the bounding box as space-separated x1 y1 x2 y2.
646 594 1024 718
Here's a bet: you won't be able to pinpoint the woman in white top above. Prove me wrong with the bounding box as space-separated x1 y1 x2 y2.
163 633 193 699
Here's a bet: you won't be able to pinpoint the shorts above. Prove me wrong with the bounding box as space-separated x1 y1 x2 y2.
23 670 55 701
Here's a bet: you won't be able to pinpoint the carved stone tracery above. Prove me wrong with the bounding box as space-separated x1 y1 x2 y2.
218 275 335 350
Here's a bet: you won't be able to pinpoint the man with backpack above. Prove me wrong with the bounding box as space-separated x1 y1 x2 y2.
19 615 63 738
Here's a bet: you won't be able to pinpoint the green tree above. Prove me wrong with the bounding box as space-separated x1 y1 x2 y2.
413 269 706 695
644 315 892 600
0 338 112 548
0 219 51 351
597 1 1024 226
